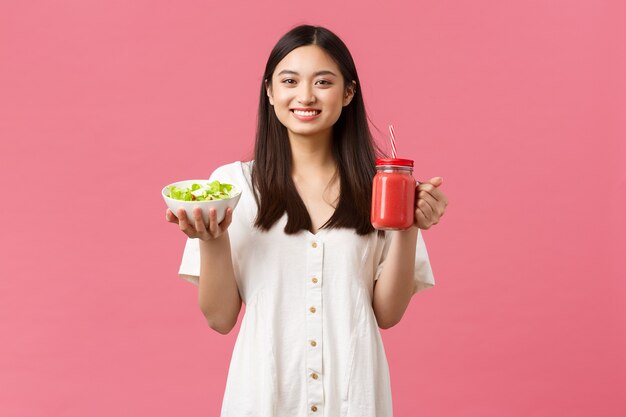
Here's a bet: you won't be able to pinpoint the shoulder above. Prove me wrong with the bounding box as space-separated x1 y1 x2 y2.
209 160 254 183
209 161 257 221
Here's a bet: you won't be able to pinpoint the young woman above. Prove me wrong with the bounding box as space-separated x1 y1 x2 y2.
166 24 448 417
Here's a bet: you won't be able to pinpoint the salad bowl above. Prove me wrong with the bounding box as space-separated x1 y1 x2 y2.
162 180 242 225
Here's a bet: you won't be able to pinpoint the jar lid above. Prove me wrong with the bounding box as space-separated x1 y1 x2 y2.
376 158 414 167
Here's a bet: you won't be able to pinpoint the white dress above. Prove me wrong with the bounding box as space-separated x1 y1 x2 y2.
178 161 435 417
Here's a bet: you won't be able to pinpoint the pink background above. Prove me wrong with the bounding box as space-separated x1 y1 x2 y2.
1 1 625 416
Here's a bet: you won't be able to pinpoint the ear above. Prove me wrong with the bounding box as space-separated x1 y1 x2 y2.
265 79 274 106
343 80 357 107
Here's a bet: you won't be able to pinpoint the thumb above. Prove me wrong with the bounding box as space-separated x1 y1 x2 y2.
429 177 443 187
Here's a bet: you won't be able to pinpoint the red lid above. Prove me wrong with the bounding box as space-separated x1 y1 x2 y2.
376 158 414 167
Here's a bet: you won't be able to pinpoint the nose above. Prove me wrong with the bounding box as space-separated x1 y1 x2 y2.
297 83 316 104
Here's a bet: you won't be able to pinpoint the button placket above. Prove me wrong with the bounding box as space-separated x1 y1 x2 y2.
305 237 324 415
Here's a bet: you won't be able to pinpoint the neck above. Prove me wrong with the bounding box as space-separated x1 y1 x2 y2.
288 128 336 175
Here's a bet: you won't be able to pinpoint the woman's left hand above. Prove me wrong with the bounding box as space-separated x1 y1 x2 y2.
414 177 448 230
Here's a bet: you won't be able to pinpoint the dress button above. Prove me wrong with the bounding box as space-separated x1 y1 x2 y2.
311 405 318 412
311 372 319 380
311 242 318 248
310 340 317 347
309 306 316 314
311 277 318 284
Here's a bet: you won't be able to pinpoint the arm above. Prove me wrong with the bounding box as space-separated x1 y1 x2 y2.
196 232 242 335
372 176 448 329
170 206 242 335
372 228 419 329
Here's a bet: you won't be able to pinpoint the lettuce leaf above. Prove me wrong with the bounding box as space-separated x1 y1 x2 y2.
167 181 234 201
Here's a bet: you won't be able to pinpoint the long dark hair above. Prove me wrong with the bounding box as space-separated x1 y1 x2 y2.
251 24 385 236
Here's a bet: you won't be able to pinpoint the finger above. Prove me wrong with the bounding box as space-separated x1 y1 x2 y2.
208 208 219 236
192 207 208 236
430 188 447 205
416 208 432 229
417 191 444 219
416 196 434 222
429 177 443 187
220 207 233 231
178 208 191 230
417 182 438 196
166 208 179 224
416 178 441 192
176 208 200 238
417 183 447 204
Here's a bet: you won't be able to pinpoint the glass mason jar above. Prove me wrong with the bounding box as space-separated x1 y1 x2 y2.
371 158 416 230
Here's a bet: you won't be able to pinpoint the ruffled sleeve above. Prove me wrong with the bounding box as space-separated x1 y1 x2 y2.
374 228 435 294
177 162 243 285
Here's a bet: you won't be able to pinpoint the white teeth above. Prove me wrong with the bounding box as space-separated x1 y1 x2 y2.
293 110 320 116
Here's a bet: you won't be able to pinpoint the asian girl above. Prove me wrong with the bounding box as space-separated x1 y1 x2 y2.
166 24 448 417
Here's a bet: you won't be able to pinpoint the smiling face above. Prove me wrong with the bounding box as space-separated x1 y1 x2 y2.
266 45 356 141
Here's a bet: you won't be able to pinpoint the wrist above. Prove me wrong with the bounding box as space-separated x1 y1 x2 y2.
393 227 418 246
199 231 229 246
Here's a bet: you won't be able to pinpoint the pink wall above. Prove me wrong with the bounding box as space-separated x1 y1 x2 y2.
1 1 624 416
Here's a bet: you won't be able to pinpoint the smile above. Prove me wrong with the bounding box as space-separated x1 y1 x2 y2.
291 109 322 120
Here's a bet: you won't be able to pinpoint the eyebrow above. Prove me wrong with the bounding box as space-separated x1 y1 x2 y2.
277 69 337 77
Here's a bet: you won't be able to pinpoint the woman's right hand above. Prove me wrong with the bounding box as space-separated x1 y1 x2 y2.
165 207 233 241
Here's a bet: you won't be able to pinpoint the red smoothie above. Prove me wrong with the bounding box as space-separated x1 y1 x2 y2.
371 158 416 230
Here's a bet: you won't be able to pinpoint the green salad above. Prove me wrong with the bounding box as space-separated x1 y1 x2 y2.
167 181 234 201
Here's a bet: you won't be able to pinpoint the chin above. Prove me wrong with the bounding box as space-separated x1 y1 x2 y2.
288 126 332 137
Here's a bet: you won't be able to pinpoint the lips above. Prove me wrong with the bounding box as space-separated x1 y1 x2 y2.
291 108 322 116
290 109 322 121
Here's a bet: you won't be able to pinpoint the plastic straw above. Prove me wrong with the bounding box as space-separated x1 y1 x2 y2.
388 124 397 158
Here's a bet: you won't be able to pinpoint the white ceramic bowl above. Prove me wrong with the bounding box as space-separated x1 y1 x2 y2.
162 179 242 226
